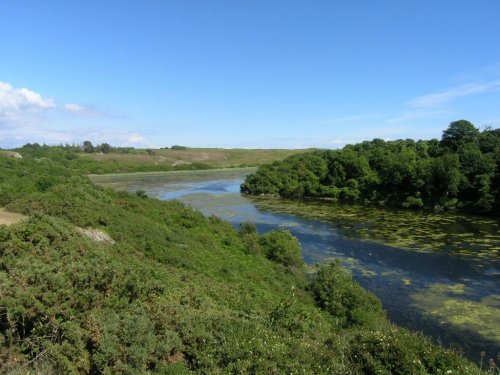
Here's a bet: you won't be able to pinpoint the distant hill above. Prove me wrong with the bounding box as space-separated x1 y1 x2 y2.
14 144 314 174
79 147 316 169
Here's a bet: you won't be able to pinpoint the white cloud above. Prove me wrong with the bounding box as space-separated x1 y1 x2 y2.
0 81 131 148
0 81 55 122
63 103 112 117
126 133 147 144
64 103 84 112
0 82 59 148
407 79 500 108
0 126 73 147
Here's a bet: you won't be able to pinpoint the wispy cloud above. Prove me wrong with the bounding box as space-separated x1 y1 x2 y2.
64 102 114 117
0 126 74 146
0 127 152 148
384 108 450 124
407 79 500 108
126 133 147 145
64 103 84 112
325 113 386 125
451 62 500 83
81 131 153 147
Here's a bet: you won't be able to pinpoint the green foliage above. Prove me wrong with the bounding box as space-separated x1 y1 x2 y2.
238 222 262 255
309 261 385 328
347 327 481 375
259 229 304 269
135 189 148 198
441 120 480 151
478 127 500 153
402 195 424 208
0 147 483 374
13 144 214 174
13 144 308 175
83 140 95 153
242 121 499 215
239 221 257 235
100 142 112 153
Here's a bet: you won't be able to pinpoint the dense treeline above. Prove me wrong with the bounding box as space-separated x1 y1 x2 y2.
22 141 190 153
0 149 484 373
241 120 500 215
21 141 140 155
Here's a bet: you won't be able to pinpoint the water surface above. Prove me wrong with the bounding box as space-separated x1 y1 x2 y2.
92 168 500 359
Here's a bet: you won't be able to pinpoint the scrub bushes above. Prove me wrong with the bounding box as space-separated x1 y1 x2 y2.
0 148 483 374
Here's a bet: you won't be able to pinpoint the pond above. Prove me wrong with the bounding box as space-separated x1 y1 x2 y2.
91 168 500 360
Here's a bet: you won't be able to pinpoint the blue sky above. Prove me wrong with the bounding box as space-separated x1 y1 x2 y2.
1 1 499 149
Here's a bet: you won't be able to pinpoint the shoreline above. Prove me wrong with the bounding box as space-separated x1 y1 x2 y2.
89 166 258 180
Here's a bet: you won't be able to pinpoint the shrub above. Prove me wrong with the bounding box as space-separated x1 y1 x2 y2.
135 189 148 198
309 260 384 328
259 230 303 268
239 222 262 254
239 221 257 235
347 327 481 374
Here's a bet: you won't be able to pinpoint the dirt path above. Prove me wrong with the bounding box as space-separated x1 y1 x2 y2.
0 208 27 225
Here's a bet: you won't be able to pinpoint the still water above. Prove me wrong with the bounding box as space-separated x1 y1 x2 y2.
92 168 500 359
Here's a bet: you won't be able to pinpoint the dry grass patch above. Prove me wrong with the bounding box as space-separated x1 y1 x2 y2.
0 207 27 226
80 148 313 168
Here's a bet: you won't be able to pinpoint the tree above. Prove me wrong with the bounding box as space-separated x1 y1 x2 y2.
100 143 112 153
479 127 500 154
441 120 479 151
83 140 94 153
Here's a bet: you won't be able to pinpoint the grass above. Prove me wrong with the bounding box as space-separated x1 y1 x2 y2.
80 147 314 169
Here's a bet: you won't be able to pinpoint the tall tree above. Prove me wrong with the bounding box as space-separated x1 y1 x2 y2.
441 120 479 151
83 140 94 153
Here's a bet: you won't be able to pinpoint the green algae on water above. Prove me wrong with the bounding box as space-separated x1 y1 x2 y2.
411 284 500 344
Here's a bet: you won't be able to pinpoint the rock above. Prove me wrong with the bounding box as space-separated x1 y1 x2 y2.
1 151 22 159
77 227 115 244
172 160 191 167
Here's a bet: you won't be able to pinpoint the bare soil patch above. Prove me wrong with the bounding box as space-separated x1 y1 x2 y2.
0 208 27 225
77 227 115 244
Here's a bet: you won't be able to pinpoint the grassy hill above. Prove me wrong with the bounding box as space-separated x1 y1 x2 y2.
81 147 314 169
13 144 312 174
0 150 483 374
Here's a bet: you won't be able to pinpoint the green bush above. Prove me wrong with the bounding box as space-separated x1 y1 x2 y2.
347 327 481 375
0 147 483 374
259 229 303 268
309 261 385 328
239 222 262 255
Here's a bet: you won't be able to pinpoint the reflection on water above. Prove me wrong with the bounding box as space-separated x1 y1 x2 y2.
92 168 500 359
